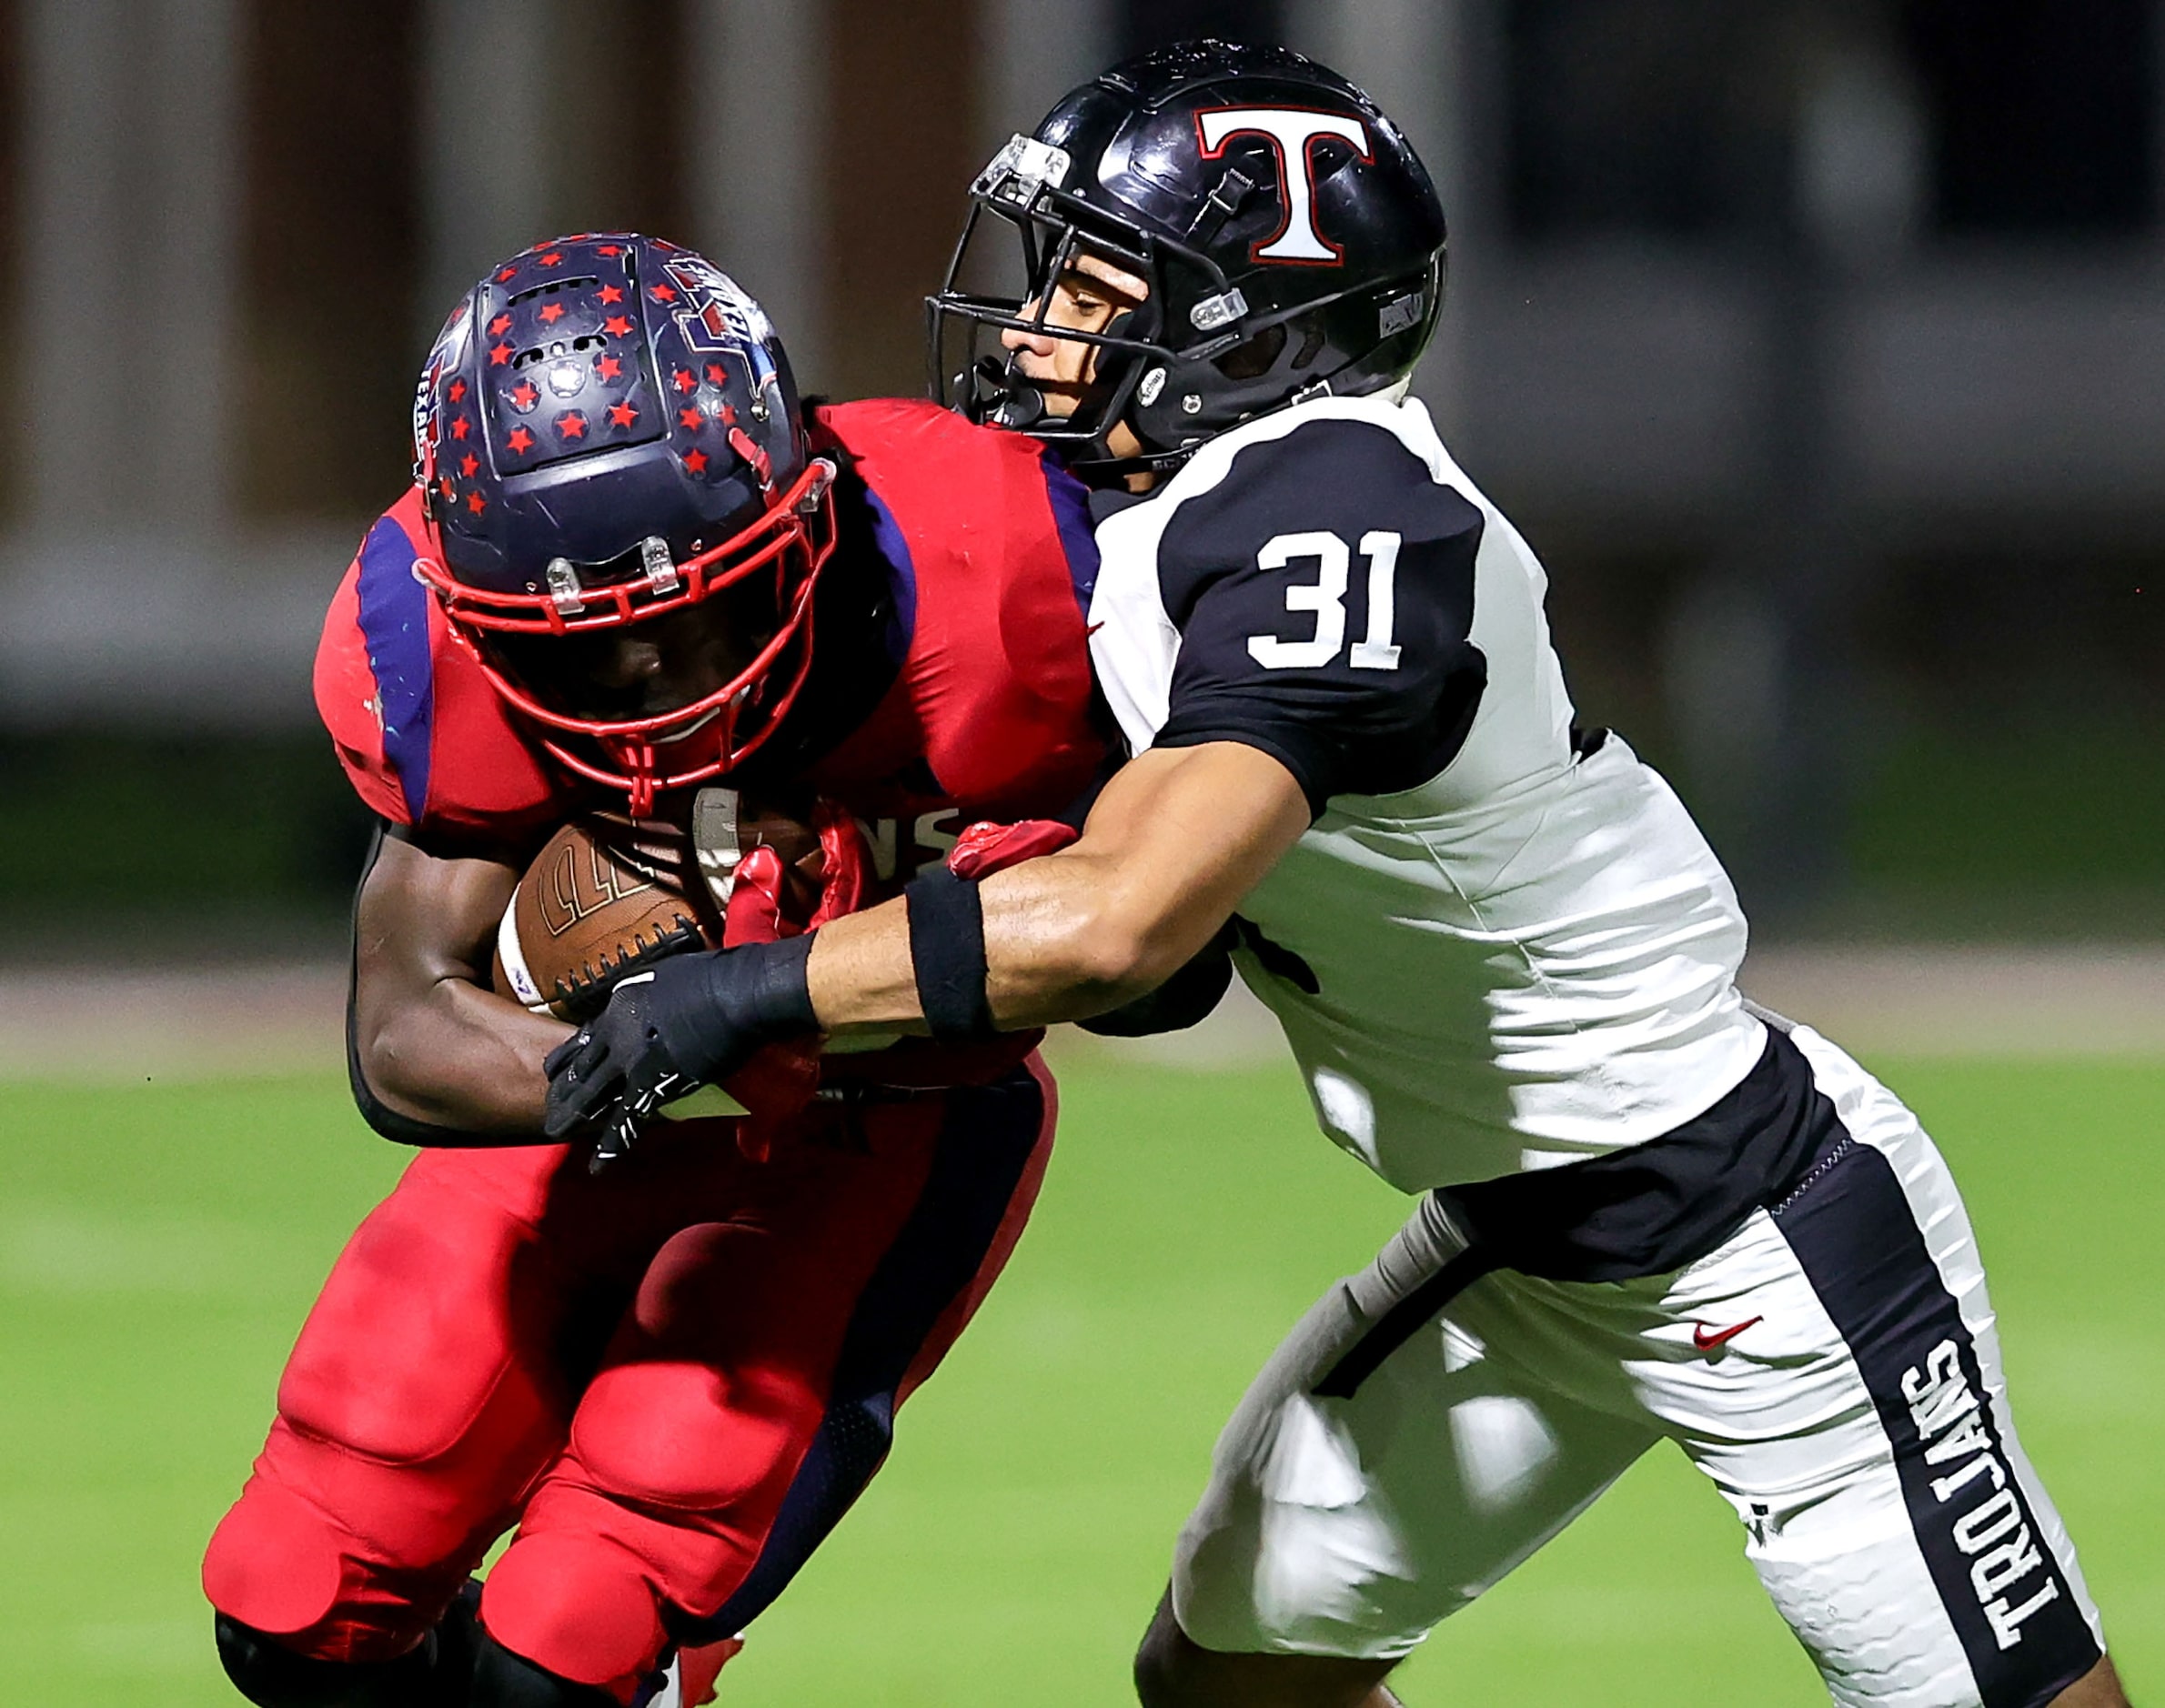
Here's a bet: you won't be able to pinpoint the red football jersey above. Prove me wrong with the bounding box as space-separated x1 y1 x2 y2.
315 398 1108 858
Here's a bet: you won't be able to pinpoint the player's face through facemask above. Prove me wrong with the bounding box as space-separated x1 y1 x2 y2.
487 585 780 738
1000 251 1151 457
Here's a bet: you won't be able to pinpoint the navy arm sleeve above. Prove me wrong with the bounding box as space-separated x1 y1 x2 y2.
1152 418 1487 811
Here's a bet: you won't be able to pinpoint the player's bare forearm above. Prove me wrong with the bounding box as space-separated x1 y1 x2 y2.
351 828 572 1134
808 742 1309 1031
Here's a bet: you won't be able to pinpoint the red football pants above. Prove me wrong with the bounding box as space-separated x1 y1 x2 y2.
203 1060 1054 1703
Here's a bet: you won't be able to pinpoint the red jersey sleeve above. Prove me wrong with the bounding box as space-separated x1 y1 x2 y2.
313 488 575 844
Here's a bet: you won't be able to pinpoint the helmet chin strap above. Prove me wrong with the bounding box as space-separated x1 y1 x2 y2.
972 354 1048 431
1066 367 1357 486
1062 441 1200 483
971 306 1156 471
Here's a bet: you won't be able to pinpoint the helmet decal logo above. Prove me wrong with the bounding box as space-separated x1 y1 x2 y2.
412 304 470 487
662 255 785 417
1194 105 1375 265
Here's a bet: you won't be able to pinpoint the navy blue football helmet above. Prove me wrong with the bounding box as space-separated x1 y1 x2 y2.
930 41 1447 477
411 234 837 810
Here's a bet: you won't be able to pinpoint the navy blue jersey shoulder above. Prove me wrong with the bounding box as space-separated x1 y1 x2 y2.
1150 417 1487 811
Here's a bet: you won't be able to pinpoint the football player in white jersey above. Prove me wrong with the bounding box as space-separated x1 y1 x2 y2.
547 41 2130 1708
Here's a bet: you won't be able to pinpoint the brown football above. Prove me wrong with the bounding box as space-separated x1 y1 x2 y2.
492 794 824 1020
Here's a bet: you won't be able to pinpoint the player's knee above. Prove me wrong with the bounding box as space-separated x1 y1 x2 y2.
470 1631 628 1707
203 1482 349 1645
205 1475 470 1671
1136 1592 1340 1708
2053 1653 2131 1708
216 1615 336 1708
213 1613 444 1708
1135 1637 1211 1708
1134 1596 1205 1708
1133 1634 1178 1707
481 1532 667 1700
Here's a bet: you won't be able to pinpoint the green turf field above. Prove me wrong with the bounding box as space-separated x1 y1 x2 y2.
3 1054 2157 1705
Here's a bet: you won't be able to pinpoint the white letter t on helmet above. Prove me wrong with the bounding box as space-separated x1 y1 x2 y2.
1195 106 1374 264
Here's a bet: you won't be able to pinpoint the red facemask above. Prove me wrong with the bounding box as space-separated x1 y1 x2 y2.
414 457 839 817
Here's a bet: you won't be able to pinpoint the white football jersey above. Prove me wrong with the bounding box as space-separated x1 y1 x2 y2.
1086 392 1767 1192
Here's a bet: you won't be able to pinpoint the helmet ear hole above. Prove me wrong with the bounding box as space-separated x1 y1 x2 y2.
1213 323 1286 381
1289 317 1329 372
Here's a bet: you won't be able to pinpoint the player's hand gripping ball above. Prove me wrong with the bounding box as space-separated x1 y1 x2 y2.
493 806 823 1021
539 799 871 1167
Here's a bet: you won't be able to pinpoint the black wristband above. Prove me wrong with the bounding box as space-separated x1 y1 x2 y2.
904 865 997 1043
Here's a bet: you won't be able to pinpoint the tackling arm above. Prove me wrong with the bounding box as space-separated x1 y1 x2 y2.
349 826 573 1139
806 740 1311 1032
539 744 1304 1146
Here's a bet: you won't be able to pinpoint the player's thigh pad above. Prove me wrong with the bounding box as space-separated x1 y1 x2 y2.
204 1149 591 1652
561 1110 951 1514
1173 1201 1659 1661
273 1153 584 1465
486 1065 1055 1688
1642 1026 2105 1708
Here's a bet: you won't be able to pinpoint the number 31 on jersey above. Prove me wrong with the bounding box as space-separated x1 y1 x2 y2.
1246 529 1403 672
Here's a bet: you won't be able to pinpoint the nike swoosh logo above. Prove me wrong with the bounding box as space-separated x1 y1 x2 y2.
1084 620 1106 637
1692 1316 1763 1351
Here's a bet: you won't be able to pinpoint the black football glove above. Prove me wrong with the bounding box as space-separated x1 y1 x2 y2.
542 935 817 1167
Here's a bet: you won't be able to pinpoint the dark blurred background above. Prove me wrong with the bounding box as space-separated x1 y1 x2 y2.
1 0 2158 959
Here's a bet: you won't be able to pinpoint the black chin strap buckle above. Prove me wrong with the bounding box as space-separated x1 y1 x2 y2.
1185 166 1256 245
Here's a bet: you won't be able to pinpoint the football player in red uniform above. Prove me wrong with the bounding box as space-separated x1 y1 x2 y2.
201 234 1122 1708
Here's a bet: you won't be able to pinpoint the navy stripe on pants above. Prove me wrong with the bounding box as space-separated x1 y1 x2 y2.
1773 1129 2099 1708
685 1069 1047 1643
